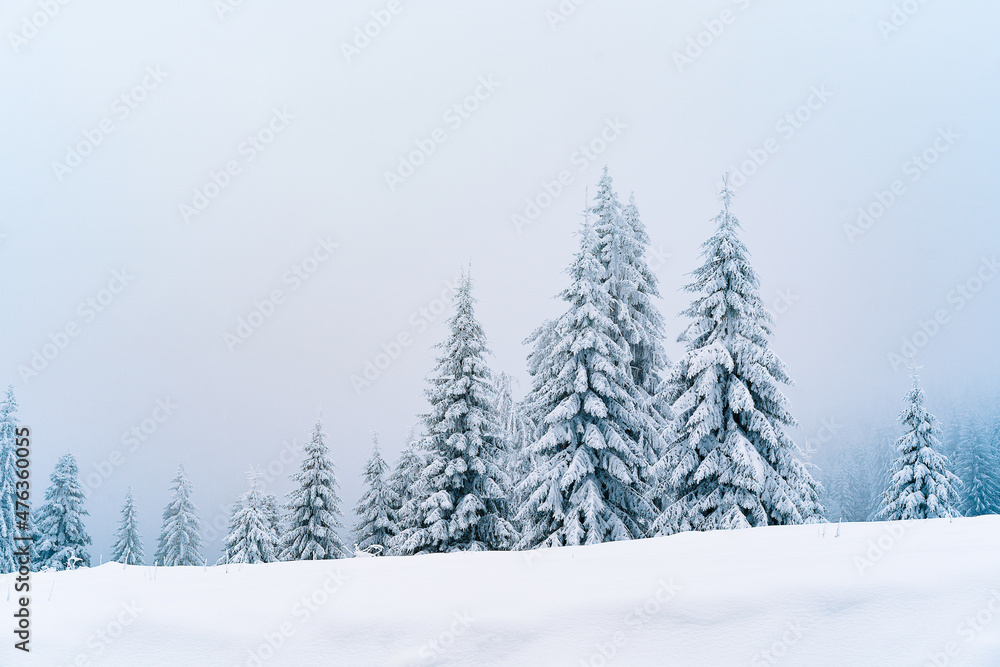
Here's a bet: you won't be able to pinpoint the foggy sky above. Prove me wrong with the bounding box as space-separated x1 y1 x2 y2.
2 0 999 559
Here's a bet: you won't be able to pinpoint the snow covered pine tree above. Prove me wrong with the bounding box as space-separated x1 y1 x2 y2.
396 272 515 554
494 372 536 529
591 170 671 474
652 180 823 535
280 420 350 560
952 416 1000 516
878 369 962 520
518 210 654 548
111 488 145 565
155 465 204 566
262 491 282 542
34 453 92 570
0 386 20 573
841 448 879 521
353 432 399 555
387 429 426 555
221 469 279 565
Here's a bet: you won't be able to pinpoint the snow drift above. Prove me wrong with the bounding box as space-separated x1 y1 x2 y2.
4 516 1000 666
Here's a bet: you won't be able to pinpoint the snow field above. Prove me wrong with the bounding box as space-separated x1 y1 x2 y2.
3 516 999 666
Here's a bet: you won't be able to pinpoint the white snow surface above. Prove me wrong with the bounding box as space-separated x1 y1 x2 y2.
5 517 1000 666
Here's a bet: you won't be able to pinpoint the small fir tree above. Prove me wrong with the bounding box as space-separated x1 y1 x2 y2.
221 469 279 565
280 420 350 560
398 273 515 554
111 488 145 565
35 453 92 570
353 432 399 554
155 465 204 566
878 370 962 521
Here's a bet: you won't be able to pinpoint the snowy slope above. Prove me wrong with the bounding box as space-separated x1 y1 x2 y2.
4 517 1000 666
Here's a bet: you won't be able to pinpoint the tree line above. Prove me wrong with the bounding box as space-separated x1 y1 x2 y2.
0 167 985 571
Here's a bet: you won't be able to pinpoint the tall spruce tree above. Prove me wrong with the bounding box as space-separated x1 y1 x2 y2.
878 370 962 520
652 181 822 535
353 433 399 554
280 420 350 560
591 172 671 467
221 470 278 565
0 387 20 574
517 218 654 549
397 273 515 554
155 465 204 566
111 488 144 565
35 453 91 570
